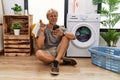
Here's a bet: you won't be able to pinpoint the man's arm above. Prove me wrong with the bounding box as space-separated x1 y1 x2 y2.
36 30 45 49
36 20 46 49
55 28 76 40
63 32 76 40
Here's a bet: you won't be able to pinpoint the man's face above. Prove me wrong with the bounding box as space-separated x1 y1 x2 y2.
47 12 58 25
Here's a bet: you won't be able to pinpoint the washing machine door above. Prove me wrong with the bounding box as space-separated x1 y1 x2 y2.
71 23 96 48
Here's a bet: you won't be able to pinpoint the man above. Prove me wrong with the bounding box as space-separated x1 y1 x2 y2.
35 9 77 75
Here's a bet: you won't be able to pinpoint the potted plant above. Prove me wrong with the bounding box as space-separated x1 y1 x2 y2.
12 22 21 35
11 3 22 15
93 0 120 47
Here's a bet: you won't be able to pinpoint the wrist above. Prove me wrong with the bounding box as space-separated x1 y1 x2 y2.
38 31 44 37
62 32 66 37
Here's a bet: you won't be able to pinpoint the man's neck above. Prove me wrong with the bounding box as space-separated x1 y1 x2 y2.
48 23 54 30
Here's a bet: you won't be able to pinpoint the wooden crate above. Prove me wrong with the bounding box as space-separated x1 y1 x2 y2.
4 35 31 56
3 15 32 35
3 15 33 56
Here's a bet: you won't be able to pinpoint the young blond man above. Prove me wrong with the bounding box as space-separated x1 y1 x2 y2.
35 9 77 75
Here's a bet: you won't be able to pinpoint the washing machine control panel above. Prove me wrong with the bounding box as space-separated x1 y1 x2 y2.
67 14 80 21
67 14 100 22
80 15 88 21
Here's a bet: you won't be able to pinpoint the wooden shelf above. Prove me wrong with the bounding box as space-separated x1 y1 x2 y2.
3 15 33 56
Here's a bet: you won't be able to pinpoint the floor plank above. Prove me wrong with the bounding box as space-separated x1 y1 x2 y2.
0 56 119 80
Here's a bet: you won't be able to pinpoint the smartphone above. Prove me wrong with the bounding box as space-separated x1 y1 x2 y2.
53 25 59 30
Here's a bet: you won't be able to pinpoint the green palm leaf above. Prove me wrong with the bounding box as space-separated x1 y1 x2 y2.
93 0 120 47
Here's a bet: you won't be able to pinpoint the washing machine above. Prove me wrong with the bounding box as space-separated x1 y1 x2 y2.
66 14 100 57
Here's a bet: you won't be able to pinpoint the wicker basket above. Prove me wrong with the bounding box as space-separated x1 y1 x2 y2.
88 46 120 74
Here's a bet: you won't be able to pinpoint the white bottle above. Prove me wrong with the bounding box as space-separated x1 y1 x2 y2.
24 9 28 15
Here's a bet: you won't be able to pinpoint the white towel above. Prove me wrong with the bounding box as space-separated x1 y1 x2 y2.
32 22 40 38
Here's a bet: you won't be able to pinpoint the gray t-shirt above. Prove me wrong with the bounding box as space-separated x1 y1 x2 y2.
37 25 66 49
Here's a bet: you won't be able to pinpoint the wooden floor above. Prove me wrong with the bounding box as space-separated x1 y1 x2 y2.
0 55 120 80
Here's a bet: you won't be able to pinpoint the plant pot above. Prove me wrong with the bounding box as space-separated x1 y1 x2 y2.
14 29 20 35
14 11 22 15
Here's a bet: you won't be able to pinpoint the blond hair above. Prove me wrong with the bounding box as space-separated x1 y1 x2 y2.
46 9 58 18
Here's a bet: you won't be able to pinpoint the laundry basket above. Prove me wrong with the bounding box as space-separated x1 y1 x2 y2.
88 46 120 74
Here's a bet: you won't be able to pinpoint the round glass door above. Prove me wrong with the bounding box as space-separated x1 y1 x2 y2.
75 26 91 42
72 23 95 48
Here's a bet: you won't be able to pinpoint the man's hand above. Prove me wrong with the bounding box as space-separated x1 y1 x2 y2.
40 20 46 32
52 28 64 36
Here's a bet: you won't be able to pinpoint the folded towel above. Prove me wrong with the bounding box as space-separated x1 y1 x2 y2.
32 22 40 38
